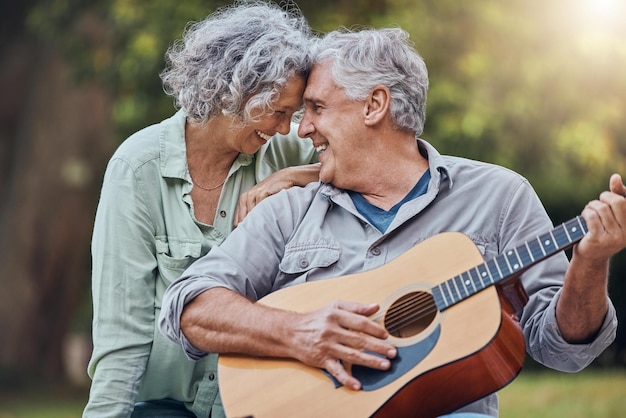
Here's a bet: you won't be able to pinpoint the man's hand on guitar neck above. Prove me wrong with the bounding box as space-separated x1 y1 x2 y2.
578 173 626 262
556 173 626 344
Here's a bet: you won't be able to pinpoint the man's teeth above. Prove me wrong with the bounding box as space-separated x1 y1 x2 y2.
316 144 327 152
256 130 272 140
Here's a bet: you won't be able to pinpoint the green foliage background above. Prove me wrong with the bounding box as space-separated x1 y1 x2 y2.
28 0 626 211
21 0 626 363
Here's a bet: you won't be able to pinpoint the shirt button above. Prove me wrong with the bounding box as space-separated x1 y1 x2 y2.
299 259 309 268
371 247 381 256
219 210 227 218
208 373 215 381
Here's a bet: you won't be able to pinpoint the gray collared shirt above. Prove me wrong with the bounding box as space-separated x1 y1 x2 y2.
160 139 617 417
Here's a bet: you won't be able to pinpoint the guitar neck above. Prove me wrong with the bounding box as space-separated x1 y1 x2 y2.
432 216 588 311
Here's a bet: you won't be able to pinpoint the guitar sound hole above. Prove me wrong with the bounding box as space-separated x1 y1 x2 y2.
384 291 437 338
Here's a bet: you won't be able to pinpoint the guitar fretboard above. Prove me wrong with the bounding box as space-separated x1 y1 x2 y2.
432 216 588 311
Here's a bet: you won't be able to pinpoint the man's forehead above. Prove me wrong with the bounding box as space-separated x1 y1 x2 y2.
304 62 337 100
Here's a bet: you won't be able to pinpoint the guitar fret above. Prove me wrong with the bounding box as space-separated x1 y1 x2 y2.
569 217 588 242
486 259 502 283
546 231 557 253
454 276 465 300
516 244 532 269
502 254 512 275
528 238 544 260
476 263 491 288
460 273 472 296
451 276 463 300
522 242 534 263
495 254 510 277
432 286 445 310
437 282 448 307
465 270 479 294
472 266 485 290
503 249 521 273
444 280 456 304
459 271 473 295
440 285 449 307
512 248 523 271
537 236 548 256
553 224 570 248
575 216 589 236
563 221 573 242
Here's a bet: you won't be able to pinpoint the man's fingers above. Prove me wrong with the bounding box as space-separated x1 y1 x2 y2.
609 173 626 197
323 358 362 390
334 301 389 340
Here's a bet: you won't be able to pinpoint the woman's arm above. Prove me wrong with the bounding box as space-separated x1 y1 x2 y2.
234 163 320 226
85 158 157 417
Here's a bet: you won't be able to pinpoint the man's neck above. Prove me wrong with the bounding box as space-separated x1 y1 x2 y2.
355 134 429 210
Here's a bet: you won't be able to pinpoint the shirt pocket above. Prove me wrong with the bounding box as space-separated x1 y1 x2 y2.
278 240 341 285
155 237 203 285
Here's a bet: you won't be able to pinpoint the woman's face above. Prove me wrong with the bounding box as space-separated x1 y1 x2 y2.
229 76 306 155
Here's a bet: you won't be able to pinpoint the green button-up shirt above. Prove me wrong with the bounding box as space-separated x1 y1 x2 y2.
84 110 317 417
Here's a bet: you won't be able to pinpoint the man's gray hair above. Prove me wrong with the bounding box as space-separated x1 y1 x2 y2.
160 1 313 124
312 28 429 136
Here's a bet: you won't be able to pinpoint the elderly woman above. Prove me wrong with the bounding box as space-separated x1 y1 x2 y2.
83 2 319 417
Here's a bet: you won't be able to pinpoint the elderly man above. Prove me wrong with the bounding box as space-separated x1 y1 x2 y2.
160 27 624 417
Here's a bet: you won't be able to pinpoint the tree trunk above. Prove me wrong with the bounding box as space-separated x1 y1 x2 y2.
0 38 113 385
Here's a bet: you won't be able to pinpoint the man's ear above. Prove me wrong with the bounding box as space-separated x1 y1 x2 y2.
363 85 391 126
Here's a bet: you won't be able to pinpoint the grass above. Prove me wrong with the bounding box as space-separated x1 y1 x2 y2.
0 384 87 418
498 368 626 418
0 369 624 417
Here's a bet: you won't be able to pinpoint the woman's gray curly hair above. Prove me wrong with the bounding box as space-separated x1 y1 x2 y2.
160 1 313 124
311 27 429 137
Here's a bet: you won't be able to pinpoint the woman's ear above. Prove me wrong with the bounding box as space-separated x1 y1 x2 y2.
363 85 391 126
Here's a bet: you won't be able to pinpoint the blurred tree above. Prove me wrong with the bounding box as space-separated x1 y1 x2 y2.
0 0 116 385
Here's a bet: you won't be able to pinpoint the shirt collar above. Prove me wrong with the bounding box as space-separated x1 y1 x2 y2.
160 110 188 180
416 138 453 189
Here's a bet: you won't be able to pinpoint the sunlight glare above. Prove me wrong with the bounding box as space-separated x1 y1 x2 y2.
584 0 621 20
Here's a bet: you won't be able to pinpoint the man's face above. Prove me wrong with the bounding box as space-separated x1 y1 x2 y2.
298 61 367 189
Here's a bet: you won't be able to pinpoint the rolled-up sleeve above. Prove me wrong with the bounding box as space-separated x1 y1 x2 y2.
525 289 617 371
158 271 220 360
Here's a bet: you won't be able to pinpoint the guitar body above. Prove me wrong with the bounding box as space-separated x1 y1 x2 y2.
218 232 526 418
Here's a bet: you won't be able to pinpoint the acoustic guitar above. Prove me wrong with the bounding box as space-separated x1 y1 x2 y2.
218 216 588 418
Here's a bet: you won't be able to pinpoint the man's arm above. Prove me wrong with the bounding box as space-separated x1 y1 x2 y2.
556 173 626 343
180 286 397 390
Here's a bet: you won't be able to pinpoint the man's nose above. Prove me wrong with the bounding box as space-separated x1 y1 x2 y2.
297 112 314 138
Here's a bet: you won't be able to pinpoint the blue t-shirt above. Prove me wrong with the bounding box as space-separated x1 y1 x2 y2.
349 170 431 233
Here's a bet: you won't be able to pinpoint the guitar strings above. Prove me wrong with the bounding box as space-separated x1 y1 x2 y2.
372 291 439 335
383 292 434 323
385 296 437 330
371 292 433 324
